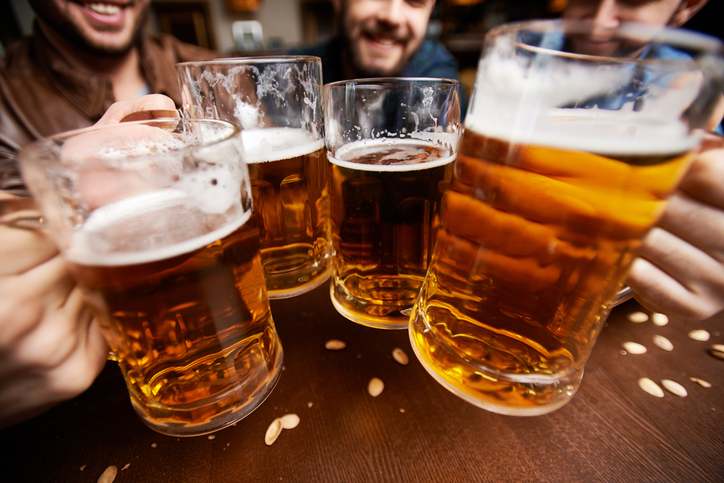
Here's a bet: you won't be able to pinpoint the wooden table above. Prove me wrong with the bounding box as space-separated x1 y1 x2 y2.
1 282 722 482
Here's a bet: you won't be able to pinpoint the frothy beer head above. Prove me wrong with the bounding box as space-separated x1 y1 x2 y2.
65 189 249 267
329 138 456 172
468 44 702 156
19 119 250 267
241 128 324 164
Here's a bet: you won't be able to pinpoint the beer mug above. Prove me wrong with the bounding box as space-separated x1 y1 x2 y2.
176 57 331 299
19 119 284 436
409 20 724 415
324 78 462 329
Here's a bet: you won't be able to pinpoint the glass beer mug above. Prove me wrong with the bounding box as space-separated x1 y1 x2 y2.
323 78 462 329
176 56 332 299
19 118 283 436
409 20 724 415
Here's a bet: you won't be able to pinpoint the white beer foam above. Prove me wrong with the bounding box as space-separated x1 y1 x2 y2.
93 122 233 162
234 98 262 130
468 49 701 155
329 138 456 172
241 128 324 163
98 137 187 161
87 124 243 216
65 190 249 267
174 161 243 215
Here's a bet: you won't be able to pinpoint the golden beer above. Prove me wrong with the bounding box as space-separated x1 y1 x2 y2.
329 139 455 329
243 128 332 299
65 190 283 436
410 124 694 415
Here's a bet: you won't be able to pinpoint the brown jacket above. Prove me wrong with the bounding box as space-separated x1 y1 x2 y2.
0 28 217 192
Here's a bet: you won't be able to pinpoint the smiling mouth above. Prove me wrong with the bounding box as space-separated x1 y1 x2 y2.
568 34 620 54
85 2 123 15
372 37 395 46
365 32 401 47
584 36 618 46
88 3 121 15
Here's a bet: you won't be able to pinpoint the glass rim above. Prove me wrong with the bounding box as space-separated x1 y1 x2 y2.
324 77 461 89
175 55 322 69
19 118 242 165
487 18 724 58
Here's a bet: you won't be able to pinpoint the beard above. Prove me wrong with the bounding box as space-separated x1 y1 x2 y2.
30 0 149 57
345 40 408 78
339 3 411 78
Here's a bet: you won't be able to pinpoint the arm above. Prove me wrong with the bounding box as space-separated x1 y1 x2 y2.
0 94 176 428
0 193 108 427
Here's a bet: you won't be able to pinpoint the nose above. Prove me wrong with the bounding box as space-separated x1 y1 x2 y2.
377 0 405 26
589 0 622 30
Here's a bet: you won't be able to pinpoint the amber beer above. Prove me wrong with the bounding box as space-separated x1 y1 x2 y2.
329 139 455 329
64 191 283 436
243 128 332 299
410 121 695 415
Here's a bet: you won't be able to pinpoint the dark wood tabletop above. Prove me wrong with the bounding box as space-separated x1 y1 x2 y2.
1 281 722 483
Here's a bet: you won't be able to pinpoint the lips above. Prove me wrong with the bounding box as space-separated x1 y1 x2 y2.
369 34 397 46
362 31 405 54
570 35 620 57
87 3 122 15
74 0 129 26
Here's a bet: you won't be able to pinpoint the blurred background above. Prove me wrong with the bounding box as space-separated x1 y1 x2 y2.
1 0 721 96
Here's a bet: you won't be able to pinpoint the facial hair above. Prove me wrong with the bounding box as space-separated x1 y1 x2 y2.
339 2 409 78
29 0 150 57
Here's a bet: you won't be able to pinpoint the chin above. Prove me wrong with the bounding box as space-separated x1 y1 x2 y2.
348 40 406 77
570 37 621 57
74 25 140 56
356 57 405 77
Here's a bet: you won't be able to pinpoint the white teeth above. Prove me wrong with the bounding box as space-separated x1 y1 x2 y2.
88 3 121 15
